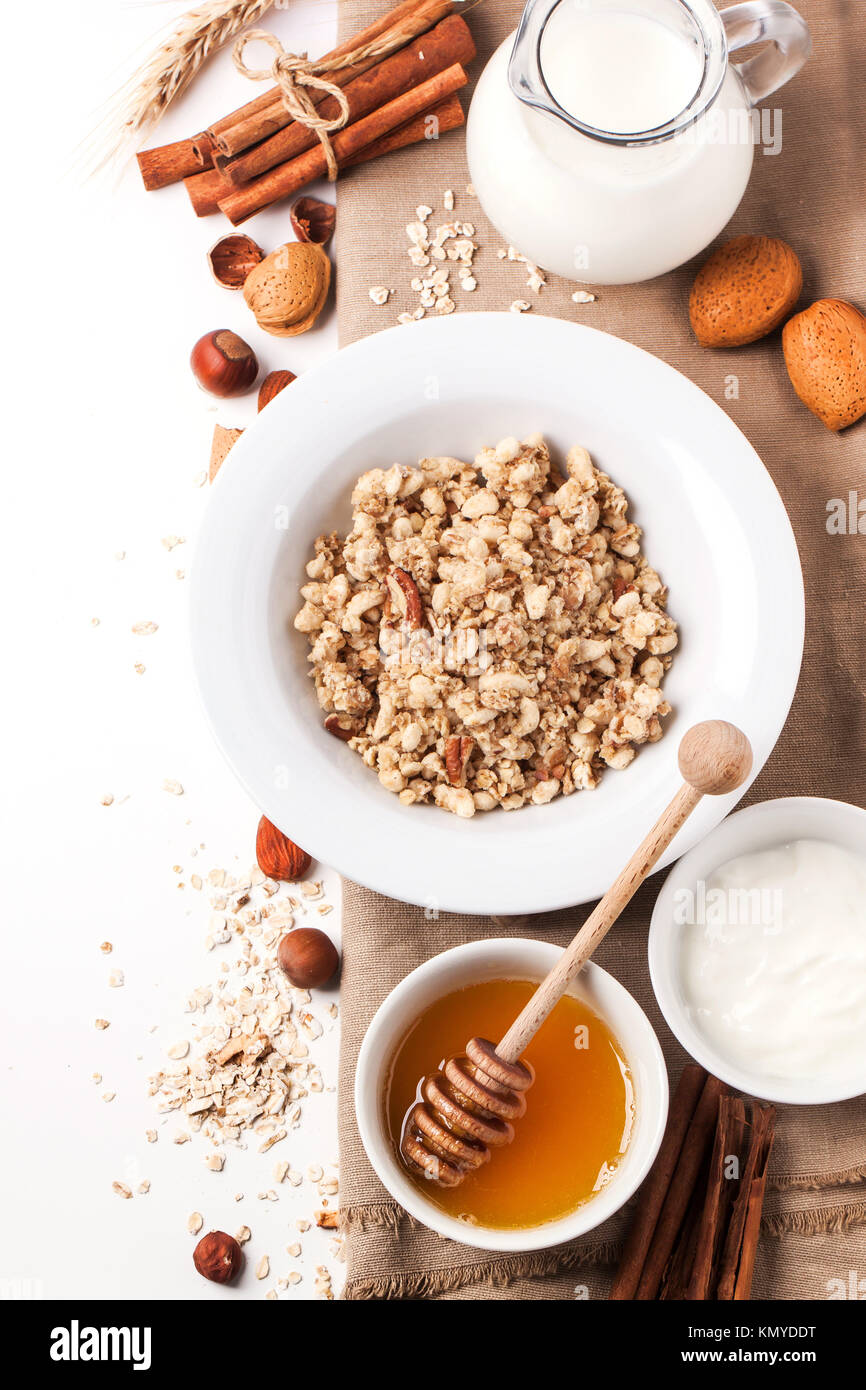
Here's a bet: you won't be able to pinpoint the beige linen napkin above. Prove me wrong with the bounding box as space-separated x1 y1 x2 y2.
335 0 866 1297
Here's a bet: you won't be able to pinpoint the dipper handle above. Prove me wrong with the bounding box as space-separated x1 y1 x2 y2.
496 721 752 1063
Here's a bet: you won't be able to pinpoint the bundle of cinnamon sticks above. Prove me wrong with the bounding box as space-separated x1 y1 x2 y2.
136 0 473 225
610 1065 776 1301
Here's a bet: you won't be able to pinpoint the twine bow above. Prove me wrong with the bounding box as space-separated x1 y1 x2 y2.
233 30 351 180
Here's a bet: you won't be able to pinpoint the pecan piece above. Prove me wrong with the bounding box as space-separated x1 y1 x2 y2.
386 567 424 628
324 715 356 742
445 735 475 788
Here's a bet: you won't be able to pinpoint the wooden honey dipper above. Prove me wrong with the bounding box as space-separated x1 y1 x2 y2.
400 720 753 1188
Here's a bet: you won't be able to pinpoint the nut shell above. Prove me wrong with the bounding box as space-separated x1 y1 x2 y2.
689 235 803 347
277 928 340 989
208 234 264 289
782 298 866 431
256 815 312 881
193 1231 243 1284
290 197 336 246
243 242 331 338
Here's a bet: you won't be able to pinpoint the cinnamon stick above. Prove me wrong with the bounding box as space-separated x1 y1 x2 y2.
687 1095 745 1299
137 0 453 188
218 63 469 225
733 1121 775 1302
184 94 465 217
634 1074 727 1300
184 166 232 218
137 136 212 190
609 1064 707 1301
717 1105 776 1300
341 92 464 168
218 16 475 186
212 0 454 158
659 1149 711 1300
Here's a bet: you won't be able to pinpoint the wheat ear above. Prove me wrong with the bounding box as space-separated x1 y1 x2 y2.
83 0 274 173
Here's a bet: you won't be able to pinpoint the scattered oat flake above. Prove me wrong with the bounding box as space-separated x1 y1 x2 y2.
95 1018 110 1031
571 289 597 303
187 1212 203 1234
134 663 146 675
511 299 532 313
256 1255 270 1280
102 1091 116 1103
132 621 158 635
205 1153 225 1171
236 1225 251 1244
92 1073 102 1084
443 188 454 210
100 941 113 954
286 1241 301 1258
161 535 185 551
145 1130 157 1144
100 793 114 807
465 182 476 195
162 779 184 796
112 1181 132 1199
138 1180 151 1195
368 286 390 306
108 969 124 988
166 1041 189 1060
265 1289 278 1300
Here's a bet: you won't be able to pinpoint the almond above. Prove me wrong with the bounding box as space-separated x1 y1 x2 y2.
689 235 803 347
257 369 296 412
781 298 866 431
243 242 331 338
255 816 312 881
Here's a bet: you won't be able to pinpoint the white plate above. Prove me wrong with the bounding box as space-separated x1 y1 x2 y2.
190 313 804 915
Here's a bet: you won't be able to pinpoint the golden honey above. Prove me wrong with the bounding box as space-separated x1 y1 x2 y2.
385 979 634 1230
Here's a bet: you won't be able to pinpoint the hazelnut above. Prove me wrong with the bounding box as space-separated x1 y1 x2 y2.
277 927 339 989
257 369 296 412
290 196 336 246
207 234 264 289
255 815 311 881
193 1230 243 1284
243 242 331 337
191 329 258 397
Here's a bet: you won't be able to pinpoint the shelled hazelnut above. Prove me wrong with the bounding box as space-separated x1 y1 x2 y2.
193 1231 243 1284
277 928 339 989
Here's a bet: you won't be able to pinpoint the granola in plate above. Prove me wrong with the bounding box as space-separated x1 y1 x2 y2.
293 434 677 817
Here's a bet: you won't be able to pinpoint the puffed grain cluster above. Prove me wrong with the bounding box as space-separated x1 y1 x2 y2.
293 435 677 816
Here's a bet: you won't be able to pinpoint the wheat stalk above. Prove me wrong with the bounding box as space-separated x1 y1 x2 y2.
83 0 275 173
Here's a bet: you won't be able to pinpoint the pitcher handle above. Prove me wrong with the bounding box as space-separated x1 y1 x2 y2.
721 0 812 105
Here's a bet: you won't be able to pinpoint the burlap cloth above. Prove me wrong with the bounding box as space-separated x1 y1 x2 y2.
334 0 866 1298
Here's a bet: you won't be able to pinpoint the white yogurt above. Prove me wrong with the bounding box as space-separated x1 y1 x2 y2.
679 839 866 1083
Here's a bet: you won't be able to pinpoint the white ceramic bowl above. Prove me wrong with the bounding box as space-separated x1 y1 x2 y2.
354 938 668 1252
190 312 804 913
649 797 866 1104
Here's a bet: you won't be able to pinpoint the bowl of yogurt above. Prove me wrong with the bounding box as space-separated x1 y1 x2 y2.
648 798 866 1104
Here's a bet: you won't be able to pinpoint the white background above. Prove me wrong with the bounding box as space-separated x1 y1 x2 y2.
3 0 347 1300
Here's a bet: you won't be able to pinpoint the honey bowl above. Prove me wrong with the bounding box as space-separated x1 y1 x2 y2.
355 939 669 1253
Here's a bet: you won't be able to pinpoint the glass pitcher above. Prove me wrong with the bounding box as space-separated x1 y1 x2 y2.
466 0 811 284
